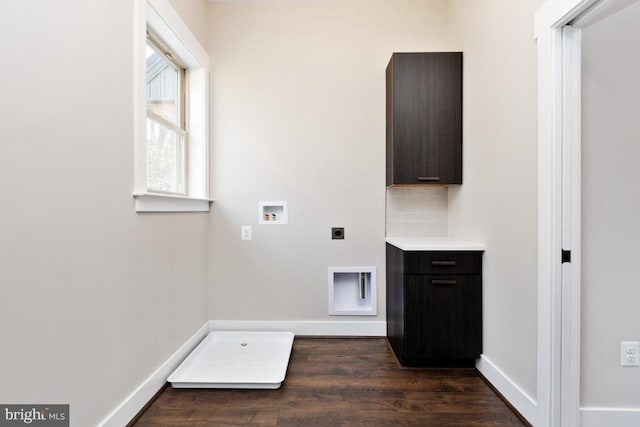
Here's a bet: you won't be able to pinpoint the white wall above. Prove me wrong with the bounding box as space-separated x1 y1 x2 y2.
0 1 209 425
169 0 209 49
581 1 640 408
206 0 456 322
448 0 543 401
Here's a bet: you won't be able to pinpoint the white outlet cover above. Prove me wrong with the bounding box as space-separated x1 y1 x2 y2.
241 226 252 241
621 341 640 367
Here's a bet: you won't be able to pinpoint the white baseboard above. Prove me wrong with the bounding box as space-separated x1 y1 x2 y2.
581 407 640 426
209 320 387 336
98 322 209 427
476 354 537 426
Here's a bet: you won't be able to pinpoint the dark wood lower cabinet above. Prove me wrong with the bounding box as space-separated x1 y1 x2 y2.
386 244 483 366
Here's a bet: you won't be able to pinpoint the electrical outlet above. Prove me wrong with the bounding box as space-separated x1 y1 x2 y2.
241 226 252 241
621 341 640 367
331 227 344 240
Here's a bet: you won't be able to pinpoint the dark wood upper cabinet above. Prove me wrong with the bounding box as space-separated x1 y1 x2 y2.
386 52 463 186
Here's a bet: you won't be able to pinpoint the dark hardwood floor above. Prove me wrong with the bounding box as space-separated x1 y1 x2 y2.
132 338 527 427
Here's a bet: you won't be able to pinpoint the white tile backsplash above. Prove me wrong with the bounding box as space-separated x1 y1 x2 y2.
386 187 448 238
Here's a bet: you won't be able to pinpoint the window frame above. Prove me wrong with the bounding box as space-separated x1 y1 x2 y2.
133 0 210 212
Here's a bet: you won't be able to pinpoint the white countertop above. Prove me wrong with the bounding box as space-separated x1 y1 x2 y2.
385 237 485 251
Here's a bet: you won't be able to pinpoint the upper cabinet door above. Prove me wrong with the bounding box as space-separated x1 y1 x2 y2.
386 52 463 186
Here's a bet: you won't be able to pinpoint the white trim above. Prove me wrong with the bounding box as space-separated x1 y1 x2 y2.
571 0 639 27
561 24 582 427
133 192 212 212
476 355 537 426
534 0 600 38
536 3 595 427
208 320 387 336
146 0 209 68
535 6 565 424
134 0 147 196
580 407 640 426
97 322 209 427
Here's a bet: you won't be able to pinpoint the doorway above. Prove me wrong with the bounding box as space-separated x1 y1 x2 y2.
536 0 640 426
580 1 640 421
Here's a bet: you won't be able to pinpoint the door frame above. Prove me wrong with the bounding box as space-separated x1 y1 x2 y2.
535 1 638 426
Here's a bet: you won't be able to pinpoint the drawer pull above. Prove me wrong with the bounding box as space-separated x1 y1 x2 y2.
417 176 440 181
359 273 366 299
432 279 457 285
431 260 456 267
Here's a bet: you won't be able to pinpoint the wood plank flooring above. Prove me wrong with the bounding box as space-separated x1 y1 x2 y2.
132 338 527 427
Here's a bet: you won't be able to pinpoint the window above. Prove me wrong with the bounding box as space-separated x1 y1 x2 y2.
146 32 186 194
134 0 210 212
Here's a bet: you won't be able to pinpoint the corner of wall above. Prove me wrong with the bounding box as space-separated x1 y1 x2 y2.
98 322 210 427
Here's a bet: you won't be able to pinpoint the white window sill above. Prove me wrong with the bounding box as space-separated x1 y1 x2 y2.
133 192 212 212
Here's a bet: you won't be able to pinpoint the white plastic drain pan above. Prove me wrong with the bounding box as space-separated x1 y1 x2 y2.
168 331 295 389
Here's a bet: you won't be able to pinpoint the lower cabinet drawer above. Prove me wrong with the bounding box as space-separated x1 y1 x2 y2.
404 275 482 360
404 251 482 275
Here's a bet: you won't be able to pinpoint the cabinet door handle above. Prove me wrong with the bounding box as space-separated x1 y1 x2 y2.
359 273 366 299
417 176 440 181
431 260 456 267
431 279 457 285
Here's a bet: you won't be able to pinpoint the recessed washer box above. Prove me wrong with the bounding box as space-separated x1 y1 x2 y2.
328 266 377 316
259 201 288 225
